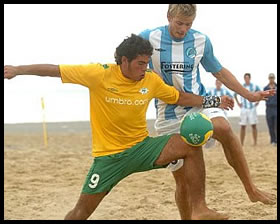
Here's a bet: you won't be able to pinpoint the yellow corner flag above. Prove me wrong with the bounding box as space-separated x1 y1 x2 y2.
41 97 48 147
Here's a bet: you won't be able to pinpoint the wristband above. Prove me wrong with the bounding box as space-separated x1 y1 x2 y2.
202 95 221 108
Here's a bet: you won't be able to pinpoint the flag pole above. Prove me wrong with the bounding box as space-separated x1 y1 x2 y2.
41 97 48 147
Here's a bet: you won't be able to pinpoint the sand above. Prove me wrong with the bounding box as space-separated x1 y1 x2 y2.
4 116 277 220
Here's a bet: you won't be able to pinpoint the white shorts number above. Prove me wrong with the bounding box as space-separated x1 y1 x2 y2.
89 174 100 189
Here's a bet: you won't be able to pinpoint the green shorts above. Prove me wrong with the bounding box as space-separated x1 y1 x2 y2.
82 135 172 194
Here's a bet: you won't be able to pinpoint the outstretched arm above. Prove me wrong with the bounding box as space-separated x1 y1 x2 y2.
176 91 234 110
213 67 275 101
4 64 61 79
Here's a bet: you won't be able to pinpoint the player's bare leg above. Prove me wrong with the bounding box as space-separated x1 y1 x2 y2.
251 124 257 146
64 192 107 220
172 164 192 219
156 134 229 220
211 117 276 205
240 125 246 146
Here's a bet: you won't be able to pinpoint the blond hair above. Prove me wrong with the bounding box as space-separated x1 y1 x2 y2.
168 4 197 18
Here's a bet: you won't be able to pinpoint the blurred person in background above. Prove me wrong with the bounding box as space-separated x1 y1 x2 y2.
264 73 277 147
208 79 233 117
234 73 261 146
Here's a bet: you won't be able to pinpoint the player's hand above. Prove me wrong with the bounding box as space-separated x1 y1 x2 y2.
219 95 234 110
247 89 276 102
4 65 18 80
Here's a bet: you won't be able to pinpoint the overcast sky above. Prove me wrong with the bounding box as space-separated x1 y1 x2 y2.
4 4 277 123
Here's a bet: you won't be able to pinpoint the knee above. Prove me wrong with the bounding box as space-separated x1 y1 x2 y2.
212 119 233 139
171 134 202 157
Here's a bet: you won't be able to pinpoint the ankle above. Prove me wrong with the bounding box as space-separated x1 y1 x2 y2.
245 184 257 196
192 201 208 211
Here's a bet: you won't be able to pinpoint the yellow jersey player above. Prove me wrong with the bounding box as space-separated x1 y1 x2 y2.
5 34 236 220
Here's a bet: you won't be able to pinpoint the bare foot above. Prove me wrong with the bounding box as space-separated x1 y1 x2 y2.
248 188 276 205
192 208 229 220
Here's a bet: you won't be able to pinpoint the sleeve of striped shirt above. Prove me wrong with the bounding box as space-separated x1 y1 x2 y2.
200 36 223 73
139 29 150 40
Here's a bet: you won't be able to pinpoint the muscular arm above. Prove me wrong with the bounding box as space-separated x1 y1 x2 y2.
176 91 203 107
4 64 61 79
213 67 275 102
176 91 234 110
213 67 250 99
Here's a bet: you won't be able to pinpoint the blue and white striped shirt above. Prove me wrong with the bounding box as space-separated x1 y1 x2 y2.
140 26 222 120
234 83 261 109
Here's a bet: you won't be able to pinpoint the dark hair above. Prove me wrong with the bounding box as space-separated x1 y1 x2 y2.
244 73 251 79
115 34 153 65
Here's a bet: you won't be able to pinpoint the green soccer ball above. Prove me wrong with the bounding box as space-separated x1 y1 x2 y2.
180 112 213 146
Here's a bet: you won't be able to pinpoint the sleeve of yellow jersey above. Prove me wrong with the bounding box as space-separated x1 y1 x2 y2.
152 73 180 104
59 63 105 89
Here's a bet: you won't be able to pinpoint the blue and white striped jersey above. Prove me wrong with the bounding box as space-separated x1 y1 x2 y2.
234 83 260 109
208 88 233 98
139 26 222 120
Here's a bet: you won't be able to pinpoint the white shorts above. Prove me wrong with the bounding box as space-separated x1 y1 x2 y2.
156 107 228 172
239 107 258 126
155 107 228 136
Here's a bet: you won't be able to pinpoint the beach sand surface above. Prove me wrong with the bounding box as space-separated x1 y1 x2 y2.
4 116 277 220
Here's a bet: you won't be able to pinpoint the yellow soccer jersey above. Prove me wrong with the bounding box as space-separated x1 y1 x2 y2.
59 63 179 157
